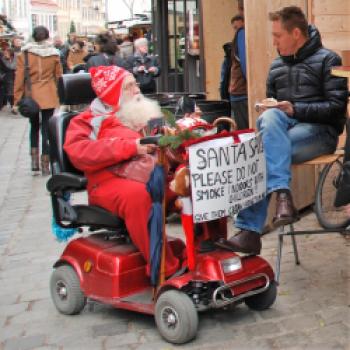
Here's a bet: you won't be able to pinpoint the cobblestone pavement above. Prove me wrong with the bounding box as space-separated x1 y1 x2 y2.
0 109 349 350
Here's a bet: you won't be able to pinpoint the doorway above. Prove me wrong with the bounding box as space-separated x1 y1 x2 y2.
152 0 203 93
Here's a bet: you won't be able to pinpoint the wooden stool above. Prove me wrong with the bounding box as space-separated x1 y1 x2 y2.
275 152 350 283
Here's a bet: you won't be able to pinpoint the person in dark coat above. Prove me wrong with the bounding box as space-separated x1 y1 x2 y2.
125 37 160 94
0 47 16 113
219 42 232 100
223 6 348 255
229 14 248 130
85 32 125 72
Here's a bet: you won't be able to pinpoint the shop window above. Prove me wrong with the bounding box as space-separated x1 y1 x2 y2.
168 1 198 71
53 15 58 32
186 8 199 56
32 14 38 28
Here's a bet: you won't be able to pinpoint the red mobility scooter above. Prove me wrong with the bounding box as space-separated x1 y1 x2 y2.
47 74 277 344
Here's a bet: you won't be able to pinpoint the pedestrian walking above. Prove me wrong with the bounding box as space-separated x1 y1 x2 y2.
14 25 62 175
67 41 88 72
85 31 125 72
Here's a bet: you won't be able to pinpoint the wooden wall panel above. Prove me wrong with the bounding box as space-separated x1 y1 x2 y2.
310 0 350 148
312 0 350 15
201 0 236 99
310 0 350 55
315 15 350 33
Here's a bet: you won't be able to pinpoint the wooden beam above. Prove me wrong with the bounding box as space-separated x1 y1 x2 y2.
201 0 236 99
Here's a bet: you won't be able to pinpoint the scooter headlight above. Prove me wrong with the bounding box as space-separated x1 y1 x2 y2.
221 257 242 274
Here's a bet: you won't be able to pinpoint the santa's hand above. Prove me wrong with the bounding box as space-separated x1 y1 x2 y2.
136 139 157 154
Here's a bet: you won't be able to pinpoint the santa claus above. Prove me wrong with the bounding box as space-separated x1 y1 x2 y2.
64 65 180 278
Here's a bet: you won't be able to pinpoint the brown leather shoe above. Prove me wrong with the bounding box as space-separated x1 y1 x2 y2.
273 191 299 228
216 230 261 255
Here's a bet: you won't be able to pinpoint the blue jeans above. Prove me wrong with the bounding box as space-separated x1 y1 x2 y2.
235 108 339 234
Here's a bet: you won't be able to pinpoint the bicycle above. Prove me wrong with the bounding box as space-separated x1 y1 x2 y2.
314 152 350 229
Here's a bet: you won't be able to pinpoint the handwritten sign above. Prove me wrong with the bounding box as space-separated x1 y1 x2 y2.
188 133 266 223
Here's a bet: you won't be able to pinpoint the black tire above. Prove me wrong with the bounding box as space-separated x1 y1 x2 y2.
50 265 86 315
315 159 350 229
245 280 277 311
155 290 198 344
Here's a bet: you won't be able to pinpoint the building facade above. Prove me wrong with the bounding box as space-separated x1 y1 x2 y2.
0 0 31 38
0 0 106 41
31 0 58 38
57 0 106 41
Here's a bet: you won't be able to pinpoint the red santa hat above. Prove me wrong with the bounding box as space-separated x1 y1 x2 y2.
89 65 131 108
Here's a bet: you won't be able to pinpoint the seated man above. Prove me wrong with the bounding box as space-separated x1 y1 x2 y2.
64 65 180 278
227 6 348 254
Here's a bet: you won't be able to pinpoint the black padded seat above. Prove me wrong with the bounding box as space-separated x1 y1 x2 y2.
47 73 125 232
73 205 124 229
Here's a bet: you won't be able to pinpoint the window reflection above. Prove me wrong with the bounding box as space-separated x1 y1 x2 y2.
167 0 198 72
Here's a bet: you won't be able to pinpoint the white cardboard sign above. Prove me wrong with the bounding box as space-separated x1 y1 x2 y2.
188 133 266 223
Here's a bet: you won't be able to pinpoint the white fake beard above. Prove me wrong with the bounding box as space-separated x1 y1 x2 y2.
118 95 162 132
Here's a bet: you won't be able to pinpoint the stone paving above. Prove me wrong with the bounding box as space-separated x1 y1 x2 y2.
0 108 349 350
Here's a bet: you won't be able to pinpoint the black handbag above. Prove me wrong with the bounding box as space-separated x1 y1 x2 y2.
334 160 350 207
18 51 40 119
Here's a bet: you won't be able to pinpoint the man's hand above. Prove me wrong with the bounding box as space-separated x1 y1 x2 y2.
137 65 146 72
136 139 157 155
148 66 156 73
276 101 294 116
255 100 294 116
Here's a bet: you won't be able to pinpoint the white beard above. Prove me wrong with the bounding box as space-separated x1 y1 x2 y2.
118 95 162 132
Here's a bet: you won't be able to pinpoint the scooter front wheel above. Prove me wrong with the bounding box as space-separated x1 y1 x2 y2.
50 265 86 315
244 280 277 311
155 290 198 344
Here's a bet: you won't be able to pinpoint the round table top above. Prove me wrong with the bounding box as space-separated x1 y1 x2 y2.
331 66 350 78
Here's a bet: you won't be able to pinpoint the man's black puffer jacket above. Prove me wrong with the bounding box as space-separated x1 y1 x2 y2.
267 25 348 134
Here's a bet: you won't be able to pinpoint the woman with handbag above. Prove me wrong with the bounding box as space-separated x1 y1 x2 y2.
14 25 62 175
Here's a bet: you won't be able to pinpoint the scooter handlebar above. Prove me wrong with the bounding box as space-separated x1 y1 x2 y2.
139 135 162 145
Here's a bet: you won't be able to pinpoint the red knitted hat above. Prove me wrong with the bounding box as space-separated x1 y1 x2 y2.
89 65 131 108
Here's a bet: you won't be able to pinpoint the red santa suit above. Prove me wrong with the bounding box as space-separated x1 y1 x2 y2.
64 66 179 278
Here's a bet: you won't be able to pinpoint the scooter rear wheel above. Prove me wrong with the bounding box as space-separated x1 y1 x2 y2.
155 290 198 344
50 265 86 315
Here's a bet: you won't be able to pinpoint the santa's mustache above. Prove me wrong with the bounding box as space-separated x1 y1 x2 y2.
118 95 162 131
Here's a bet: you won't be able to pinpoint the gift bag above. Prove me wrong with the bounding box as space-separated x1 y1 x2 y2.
108 154 157 183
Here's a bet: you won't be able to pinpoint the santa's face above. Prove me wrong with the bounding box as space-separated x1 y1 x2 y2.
121 75 141 104
118 94 162 132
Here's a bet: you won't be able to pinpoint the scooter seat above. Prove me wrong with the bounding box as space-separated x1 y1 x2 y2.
73 204 125 230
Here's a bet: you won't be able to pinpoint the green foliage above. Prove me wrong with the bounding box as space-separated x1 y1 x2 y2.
70 21 76 33
161 108 177 128
159 108 200 149
159 129 199 149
